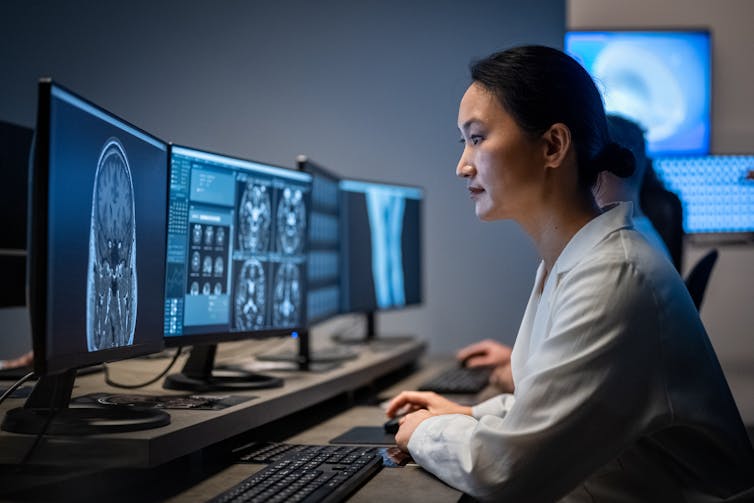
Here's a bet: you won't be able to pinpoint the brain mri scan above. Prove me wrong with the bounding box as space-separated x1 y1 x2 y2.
277 188 306 254
204 225 214 247
86 138 137 352
273 262 301 327
192 224 203 245
191 251 201 272
214 256 224 277
234 258 266 330
202 255 213 276
238 183 271 252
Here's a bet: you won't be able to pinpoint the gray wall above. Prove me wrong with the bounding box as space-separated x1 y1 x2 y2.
0 1 564 358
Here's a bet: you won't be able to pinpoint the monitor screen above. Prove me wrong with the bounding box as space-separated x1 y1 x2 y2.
340 179 423 313
165 146 310 344
30 81 168 375
653 155 754 235
565 30 711 157
301 158 342 325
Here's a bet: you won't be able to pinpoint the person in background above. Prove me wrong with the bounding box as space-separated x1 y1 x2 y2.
386 45 754 501
0 350 33 371
456 114 674 393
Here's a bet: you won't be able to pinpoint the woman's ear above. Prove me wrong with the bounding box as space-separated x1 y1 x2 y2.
541 123 572 169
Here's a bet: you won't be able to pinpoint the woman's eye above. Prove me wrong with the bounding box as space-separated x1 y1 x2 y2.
470 135 483 145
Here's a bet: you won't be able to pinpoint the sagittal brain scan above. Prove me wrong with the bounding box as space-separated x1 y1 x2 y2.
277 187 307 254
238 183 271 252
234 258 266 330
86 138 137 352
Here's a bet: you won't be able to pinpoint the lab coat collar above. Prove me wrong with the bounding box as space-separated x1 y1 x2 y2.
551 202 634 277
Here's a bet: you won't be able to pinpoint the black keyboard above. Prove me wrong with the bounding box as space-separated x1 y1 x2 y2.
418 366 493 394
210 444 382 503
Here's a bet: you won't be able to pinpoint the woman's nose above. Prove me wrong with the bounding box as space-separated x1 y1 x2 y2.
456 157 474 178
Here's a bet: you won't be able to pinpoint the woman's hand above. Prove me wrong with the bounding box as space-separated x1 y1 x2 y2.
385 390 472 418
456 339 512 368
395 409 432 451
386 392 472 452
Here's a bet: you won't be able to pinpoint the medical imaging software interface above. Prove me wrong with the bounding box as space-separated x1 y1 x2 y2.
45 84 167 362
340 180 422 313
165 147 310 338
306 169 341 324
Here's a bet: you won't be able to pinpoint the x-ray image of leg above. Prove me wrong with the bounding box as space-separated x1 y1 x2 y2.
273 263 301 327
234 259 266 330
238 183 271 252
366 190 405 309
86 138 137 352
277 187 306 254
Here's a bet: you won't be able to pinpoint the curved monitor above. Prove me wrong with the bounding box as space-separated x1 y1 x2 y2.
29 81 168 376
340 179 423 314
164 146 311 346
565 30 711 157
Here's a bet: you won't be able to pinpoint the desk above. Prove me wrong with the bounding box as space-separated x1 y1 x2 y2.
0 338 477 502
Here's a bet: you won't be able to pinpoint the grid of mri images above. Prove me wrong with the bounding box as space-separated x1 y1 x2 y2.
165 147 309 337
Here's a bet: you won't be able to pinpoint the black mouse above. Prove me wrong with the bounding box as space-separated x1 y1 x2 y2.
383 416 402 434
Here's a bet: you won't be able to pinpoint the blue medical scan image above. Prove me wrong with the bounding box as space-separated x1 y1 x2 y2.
86 138 137 352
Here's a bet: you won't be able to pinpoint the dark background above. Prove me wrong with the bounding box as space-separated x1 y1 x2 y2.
0 0 563 357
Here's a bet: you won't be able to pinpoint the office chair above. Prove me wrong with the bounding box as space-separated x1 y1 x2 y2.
641 163 684 273
684 249 719 311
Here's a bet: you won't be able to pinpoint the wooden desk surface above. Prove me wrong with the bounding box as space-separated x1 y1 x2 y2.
0 337 424 468
0 342 487 502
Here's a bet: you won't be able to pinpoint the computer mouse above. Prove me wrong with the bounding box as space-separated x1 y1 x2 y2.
383 416 402 434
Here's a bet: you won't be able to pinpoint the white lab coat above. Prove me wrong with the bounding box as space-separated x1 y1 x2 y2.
408 203 754 502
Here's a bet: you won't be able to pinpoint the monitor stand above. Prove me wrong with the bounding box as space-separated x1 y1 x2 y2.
1 369 170 435
255 329 357 369
332 312 417 345
163 344 283 392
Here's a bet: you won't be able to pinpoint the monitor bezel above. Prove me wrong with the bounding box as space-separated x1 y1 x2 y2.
339 176 425 315
163 144 310 348
564 27 713 157
30 79 168 376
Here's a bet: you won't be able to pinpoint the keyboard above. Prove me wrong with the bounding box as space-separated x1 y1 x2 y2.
210 444 382 503
418 366 493 394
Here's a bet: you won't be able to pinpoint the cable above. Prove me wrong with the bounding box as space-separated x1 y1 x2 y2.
103 347 184 389
0 371 34 407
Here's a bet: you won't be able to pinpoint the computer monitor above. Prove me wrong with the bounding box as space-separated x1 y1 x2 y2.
1 80 170 435
652 154 754 241
565 30 711 157
339 179 423 341
163 145 311 389
255 156 357 366
0 120 33 308
303 157 343 326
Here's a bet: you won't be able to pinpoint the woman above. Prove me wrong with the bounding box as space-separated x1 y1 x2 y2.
386 46 754 501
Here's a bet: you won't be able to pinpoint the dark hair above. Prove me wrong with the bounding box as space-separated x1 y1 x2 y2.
606 114 646 183
470 45 634 188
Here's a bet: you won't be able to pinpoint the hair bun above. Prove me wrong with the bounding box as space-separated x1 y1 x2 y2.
594 142 635 178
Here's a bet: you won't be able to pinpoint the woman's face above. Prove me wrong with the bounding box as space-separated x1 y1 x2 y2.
456 82 546 221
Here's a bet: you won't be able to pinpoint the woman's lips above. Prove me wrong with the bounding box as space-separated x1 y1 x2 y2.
468 186 484 198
